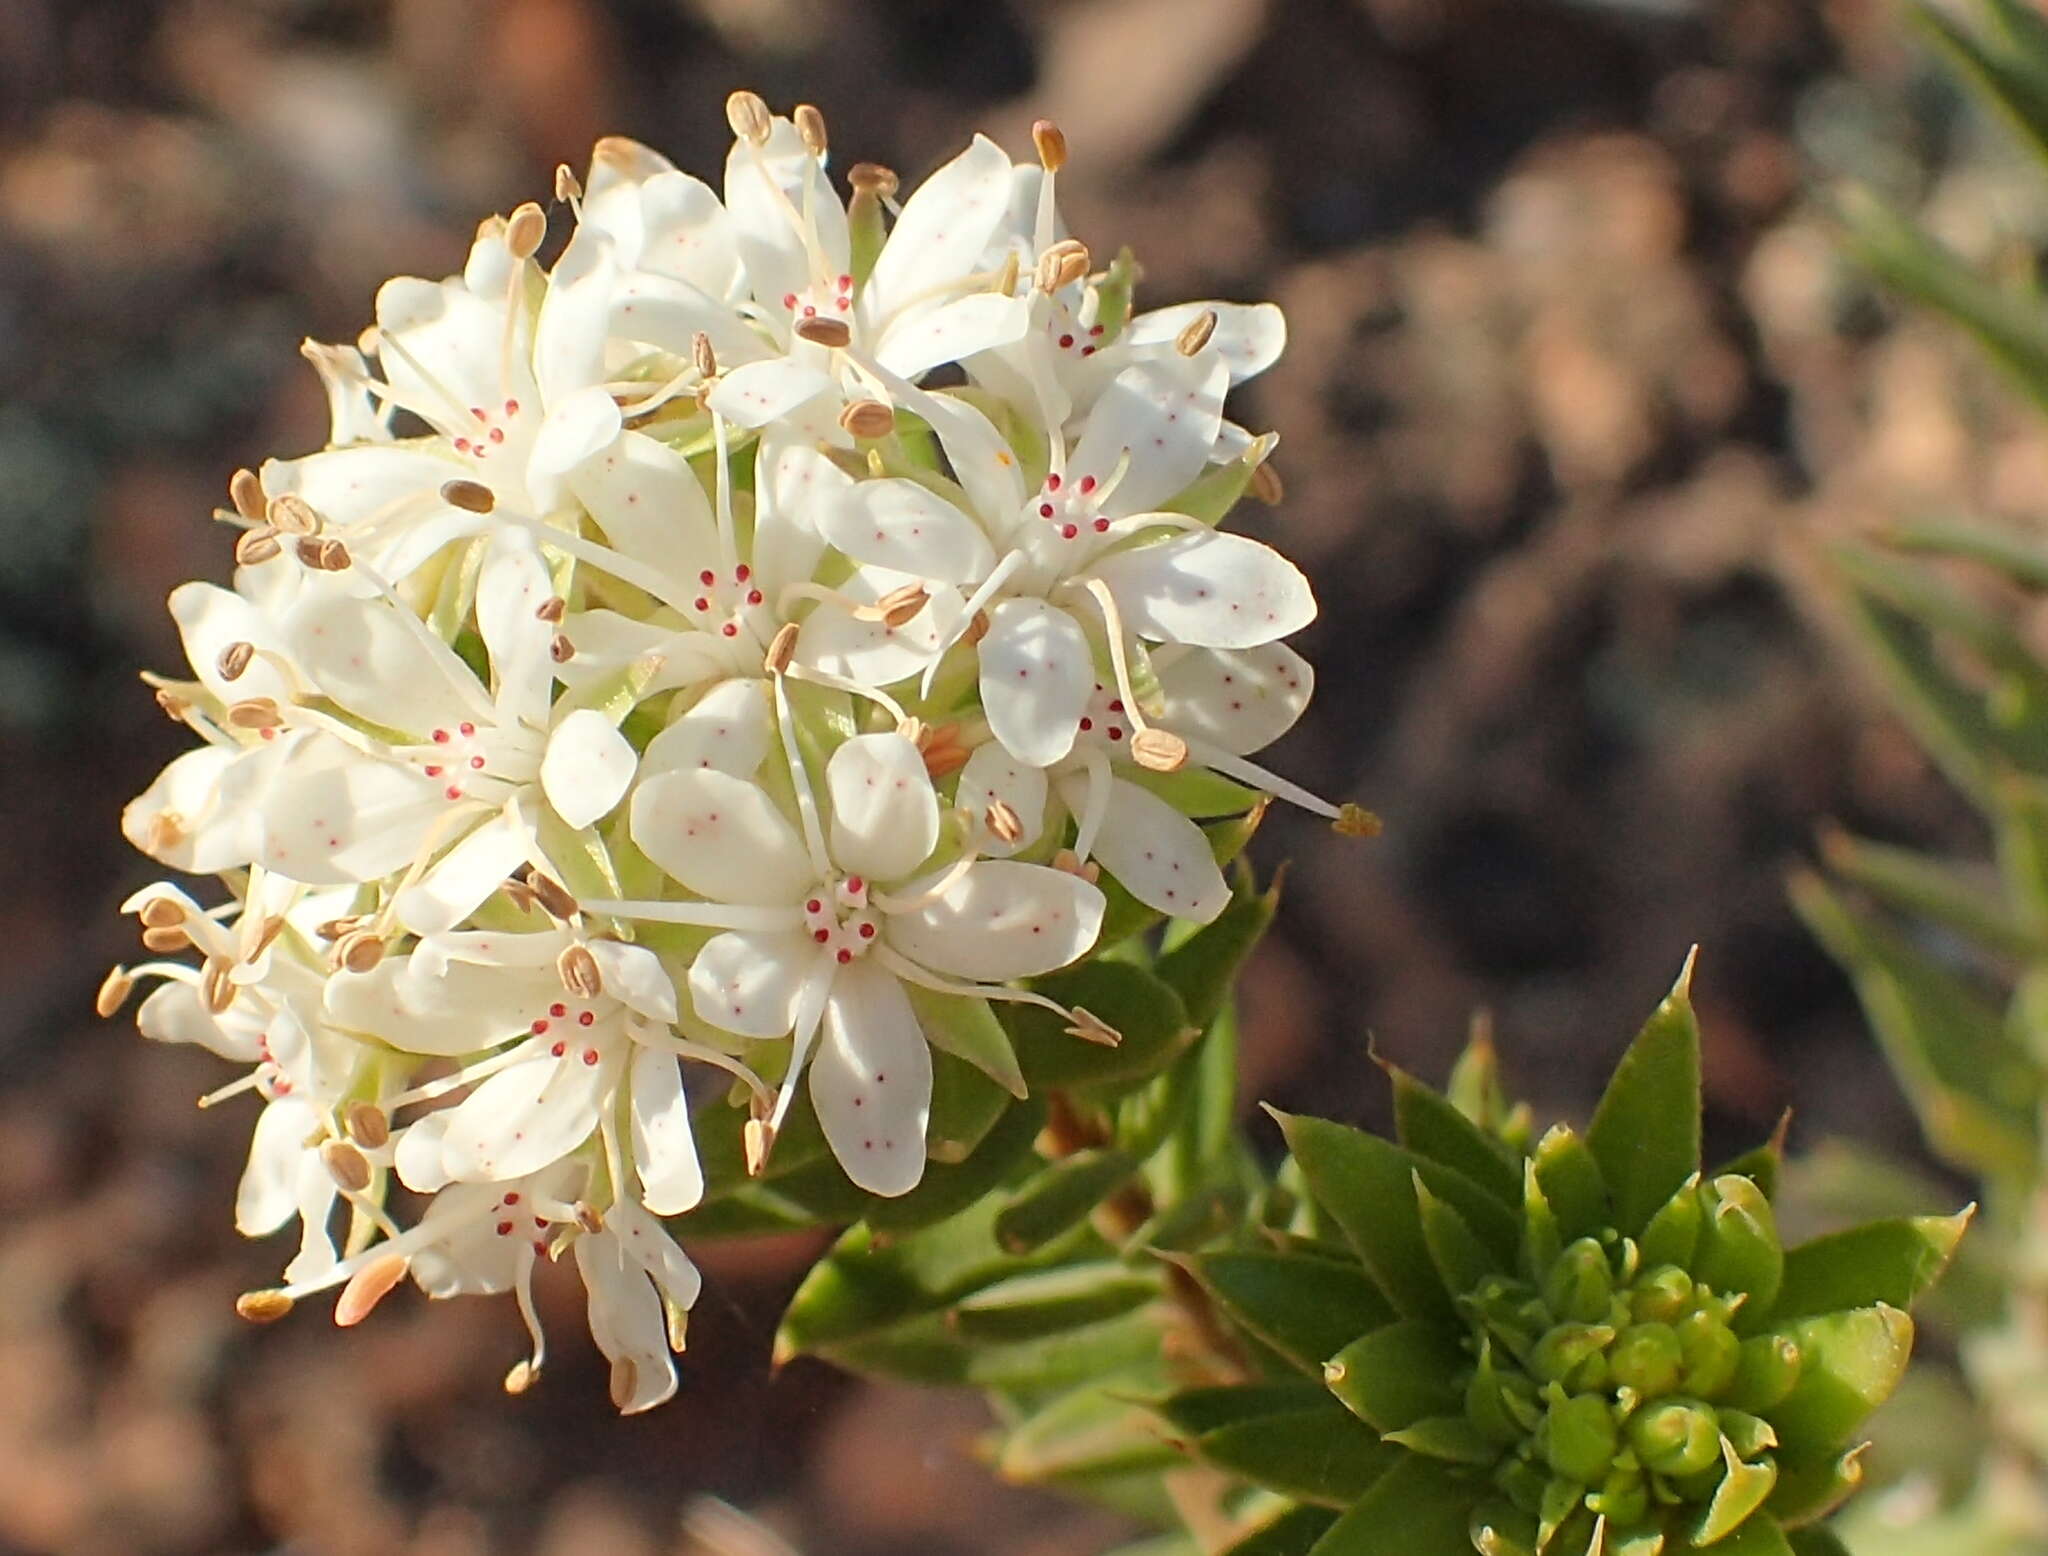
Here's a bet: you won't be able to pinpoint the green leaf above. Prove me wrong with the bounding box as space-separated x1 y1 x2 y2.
1783 1530 1852 1556
1382 1414 1500 1465
1891 514 2048 589
1306 1452 1477 1554
1223 1505 1341 1556
926 1046 1014 1164
1389 1062 1521 1204
1586 955 1702 1236
1323 1320 1465 1432
1818 827 2041 962
1184 1251 1397 1374
1912 0 2048 170
1994 771 2048 934
1766 1445 1866 1530
1194 1403 1399 1507
1531 1126 1610 1244
1689 1440 1778 1546
1714 1115 1789 1204
997 1384 1183 1484
951 1261 1158 1341
1791 871 2038 1179
994 1147 1141 1254
1771 1210 1972 1322
1275 1112 1519 1320
864 1094 1049 1234
1415 1175 1502 1292
1159 1380 1336 1436
1156 866 1278 1032
908 985 1026 1099
821 1305 1162 1389
1007 960 1198 1092
1765 1305 1916 1459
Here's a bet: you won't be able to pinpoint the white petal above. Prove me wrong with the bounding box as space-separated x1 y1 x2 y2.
865 134 1013 329
688 930 810 1038
581 136 678 254
874 291 1028 380
978 598 1094 767
630 768 813 906
810 961 931 1197
589 940 678 1024
282 1162 342 1285
1082 775 1229 923
910 389 1027 523
751 433 839 601
394 1110 455 1193
123 744 270 874
551 611 726 699
395 811 533 935
169 582 291 705
236 1097 321 1236
563 427 720 588
1125 301 1287 384
707 357 836 429
1155 642 1313 755
261 440 463 530
533 226 617 407
375 274 536 428
605 1199 703 1309
955 742 1048 858
724 119 847 308
327 955 549 1056
541 709 637 830
609 269 767 370
575 1229 678 1413
633 170 744 298
817 477 995 585
440 1049 619 1182
826 733 940 883
476 529 555 728
641 678 774 781
629 1047 703 1214
289 591 476 736
137 981 257 1062
528 382 624 478
1088 530 1315 650
796 587 964 686
887 859 1104 981
1069 357 1228 515
256 738 446 884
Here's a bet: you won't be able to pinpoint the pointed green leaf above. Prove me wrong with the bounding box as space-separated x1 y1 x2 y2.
1913 0 2048 171
1586 958 1702 1236
1306 1452 1477 1554
1638 1172 1704 1269
1766 1445 1865 1531
1782 1530 1851 1556
1156 866 1278 1031
1323 1320 1465 1432
1224 1505 1341 1556
1713 1115 1788 1204
1772 1210 1972 1322
1195 1403 1399 1506
1694 1175 1784 1328
1159 1380 1336 1436
1765 1305 1916 1458
1690 1440 1778 1546
1383 1414 1500 1465
1007 960 1197 1092
1533 1127 1611 1244
997 1384 1182 1484
908 986 1026 1098
994 1148 1140 1254
1390 1062 1521 1203
1891 513 2048 589
1416 1174 1503 1293
952 1262 1159 1341
1186 1250 1397 1374
925 1046 1014 1163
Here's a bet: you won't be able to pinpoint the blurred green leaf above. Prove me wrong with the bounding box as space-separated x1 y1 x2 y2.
995 1148 1141 1254
1773 1211 1974 1321
952 1262 1159 1341
1390 1062 1521 1204
1192 1403 1397 1507
1183 1250 1396 1374
1008 960 1197 1092
1305 1452 1474 1554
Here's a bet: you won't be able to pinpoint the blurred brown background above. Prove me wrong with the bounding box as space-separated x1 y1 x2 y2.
1 0 2037 1551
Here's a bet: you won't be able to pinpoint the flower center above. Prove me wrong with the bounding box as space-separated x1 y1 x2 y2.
528 997 619 1067
487 1188 550 1256
687 564 769 643
419 721 494 803
450 398 526 463
803 875 880 966
1024 470 1109 544
1043 304 1105 360
1073 680 1133 749
781 276 854 330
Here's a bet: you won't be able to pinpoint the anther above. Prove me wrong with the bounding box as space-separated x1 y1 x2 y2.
555 164 583 205
535 595 566 623
839 399 896 439
228 468 265 522
1333 803 1383 838
726 90 774 146
896 716 926 746
504 201 548 260
441 478 497 513
321 1140 373 1193
558 943 603 1000
794 103 828 157
1249 460 1284 506
296 536 351 571
226 697 284 730
153 689 191 723
1064 1007 1121 1046
692 330 718 381
764 621 800 675
743 1118 775 1177
1052 848 1101 884
201 957 236 1015
1130 728 1189 772
1175 309 1218 357
1036 239 1090 294
575 1201 605 1233
234 528 282 566
139 895 188 929
964 609 991 645
549 633 575 664
994 249 1021 298
315 915 363 941
345 1101 391 1149
267 493 321 536
875 582 928 630
1033 119 1069 172
793 315 852 349
333 929 387 974
334 1252 409 1327
848 163 899 198
141 924 191 953
528 872 579 920
216 641 255 682
985 800 1023 845
235 1290 295 1324
609 1358 641 1411
95 966 134 1018
144 813 187 853
503 1359 539 1395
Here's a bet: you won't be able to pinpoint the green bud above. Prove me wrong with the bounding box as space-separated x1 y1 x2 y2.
1467 1340 1537 1444
1693 1175 1784 1320
1498 1455 1550 1514
1725 1333 1802 1413
1521 1160 1563 1286
1531 1322 1615 1384
1717 1408 1778 1460
1532 1126 1608 1243
1627 1398 1721 1477
1543 1238 1614 1324
1469 1501 1539 1556
1637 1172 1703 1268
1630 1265 1693 1323
1607 1322 1684 1397
1676 1308 1741 1397
1585 1463 1650 1526
1545 1394 1619 1484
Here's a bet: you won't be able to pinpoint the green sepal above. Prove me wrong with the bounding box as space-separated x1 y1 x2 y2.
1275 1111 1519 1319
1323 1320 1465 1432
1669 1511 1794 1556
1770 1209 1973 1322
994 1147 1141 1254
1389 1061 1521 1204
1532 1127 1611 1245
1638 1173 1705 1269
1764 1445 1865 1530
1155 865 1277 1031
1007 960 1198 1093
1763 1305 1915 1459
1181 1250 1397 1374
1586 957 1703 1237
1164 447 1261 526
1466 1339 1536 1444
1416 1173 1504 1292
1384 1414 1500 1466
908 985 1027 1099
1693 1175 1784 1329
1522 1160 1564 1285
950 1261 1159 1341
1091 247 1138 345
1192 1402 1400 1506
1223 1504 1341 1556
552 649 668 725
997 1383 1184 1485
1305 1452 1477 1554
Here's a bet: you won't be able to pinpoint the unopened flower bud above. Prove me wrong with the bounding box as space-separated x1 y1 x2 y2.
1530 1321 1613 1385
1608 1321 1684 1397
1676 1308 1741 1397
1726 1333 1801 1413
1543 1238 1614 1324
1627 1398 1721 1477
1631 1265 1694 1324
1544 1393 1619 1483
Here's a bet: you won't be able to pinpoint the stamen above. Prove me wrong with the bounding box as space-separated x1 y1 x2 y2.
558 944 604 1000
763 621 800 674
1080 577 1159 739
234 528 282 566
873 848 980 914
95 966 134 1018
839 398 896 439
344 1101 391 1149
1032 119 1068 173
1130 728 1189 772
332 929 386 973
573 899 806 932
235 1290 295 1324
321 1140 373 1193
794 103 828 157
267 493 321 536
334 1252 409 1327
771 676 833 880
726 90 774 146
441 478 496 513
505 201 548 260
140 923 191 953
527 870 580 920
1175 309 1218 357
793 315 851 348
554 162 584 216
197 1071 264 1109
216 640 255 681
1067 744 1115 861
985 799 1023 845
228 468 265 522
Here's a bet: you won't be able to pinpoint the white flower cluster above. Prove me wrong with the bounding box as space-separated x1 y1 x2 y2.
107 96 1364 1412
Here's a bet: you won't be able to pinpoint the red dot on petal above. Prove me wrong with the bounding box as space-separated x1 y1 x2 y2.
1093 518 1110 532
1062 524 1078 539
807 899 821 913
1089 324 1104 336
532 1019 549 1033
1046 473 1062 491
836 949 852 963
582 1049 600 1066
814 929 831 943
700 570 717 586
551 1003 566 1017
1108 728 1123 741
424 765 442 777
1079 476 1097 494
459 722 475 736
1079 718 1092 731
432 729 450 743
1059 333 1074 348
497 1220 514 1235
469 755 485 769
445 785 463 800
722 623 739 637
1039 503 1054 518
859 923 875 939
578 1011 594 1027
747 590 763 605
551 1041 566 1056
